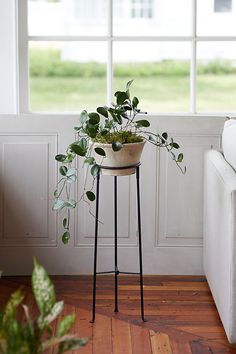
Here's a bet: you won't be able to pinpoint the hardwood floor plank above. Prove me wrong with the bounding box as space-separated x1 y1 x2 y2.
119 284 210 291
170 336 192 354
130 323 152 354
112 318 132 354
150 330 173 354
74 307 93 354
92 313 112 354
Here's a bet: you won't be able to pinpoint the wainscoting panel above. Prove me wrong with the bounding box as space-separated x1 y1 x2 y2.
0 134 57 246
157 135 221 247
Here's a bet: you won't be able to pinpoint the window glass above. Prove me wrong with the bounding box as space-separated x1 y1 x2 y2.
113 0 191 36
25 0 236 114
214 0 232 12
197 0 236 36
113 42 190 112
29 41 107 112
131 0 153 19
28 0 108 36
197 42 236 112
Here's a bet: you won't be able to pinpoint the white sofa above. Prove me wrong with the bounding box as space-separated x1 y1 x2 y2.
204 119 236 344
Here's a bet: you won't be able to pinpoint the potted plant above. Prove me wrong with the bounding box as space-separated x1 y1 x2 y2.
0 259 87 353
53 80 186 244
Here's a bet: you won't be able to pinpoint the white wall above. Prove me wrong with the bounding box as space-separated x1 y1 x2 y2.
0 0 17 113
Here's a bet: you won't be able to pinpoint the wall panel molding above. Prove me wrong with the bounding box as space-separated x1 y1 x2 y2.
155 133 221 247
0 133 57 247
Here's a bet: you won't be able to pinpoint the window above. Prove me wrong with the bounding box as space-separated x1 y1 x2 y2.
19 0 236 114
214 0 232 12
131 0 153 19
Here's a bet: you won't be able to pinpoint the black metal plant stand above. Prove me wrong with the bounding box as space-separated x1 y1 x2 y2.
90 163 146 323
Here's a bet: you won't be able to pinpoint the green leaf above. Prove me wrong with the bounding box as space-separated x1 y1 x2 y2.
149 135 156 143
0 333 7 353
67 153 74 163
124 105 132 111
88 112 100 125
170 142 180 149
114 90 122 97
86 125 99 138
32 258 56 317
63 218 67 228
58 338 88 354
112 142 123 152
162 132 168 140
57 314 76 337
91 164 100 177
66 168 76 177
86 191 96 201
113 114 122 125
55 154 67 162
94 147 106 157
97 106 108 118
65 200 76 208
74 125 82 131
3 288 25 322
177 153 184 163
116 91 128 105
126 80 133 90
43 301 64 326
62 231 70 244
66 174 76 183
84 157 95 165
70 144 86 156
135 119 150 127
100 129 109 136
79 137 87 150
104 119 114 130
53 199 66 211
80 110 88 124
132 96 139 108
59 166 68 176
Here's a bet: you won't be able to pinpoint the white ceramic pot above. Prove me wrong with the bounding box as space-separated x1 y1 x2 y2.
92 140 146 176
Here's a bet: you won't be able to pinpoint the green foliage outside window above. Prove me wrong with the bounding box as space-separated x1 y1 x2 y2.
30 48 236 78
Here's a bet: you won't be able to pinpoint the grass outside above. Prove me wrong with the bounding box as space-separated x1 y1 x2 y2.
30 75 236 113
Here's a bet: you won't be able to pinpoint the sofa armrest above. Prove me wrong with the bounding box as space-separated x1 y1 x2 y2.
204 149 236 343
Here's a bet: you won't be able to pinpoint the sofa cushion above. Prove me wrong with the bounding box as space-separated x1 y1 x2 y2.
222 119 236 171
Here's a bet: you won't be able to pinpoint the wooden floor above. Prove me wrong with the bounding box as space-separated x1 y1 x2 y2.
1 275 236 353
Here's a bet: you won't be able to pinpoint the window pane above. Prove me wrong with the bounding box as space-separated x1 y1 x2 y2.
29 42 107 112
113 42 190 112
214 0 232 12
197 42 236 112
28 0 108 36
197 0 236 35
113 0 191 36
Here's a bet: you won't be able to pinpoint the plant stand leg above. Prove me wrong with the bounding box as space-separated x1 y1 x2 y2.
114 176 119 312
136 166 146 322
90 172 100 323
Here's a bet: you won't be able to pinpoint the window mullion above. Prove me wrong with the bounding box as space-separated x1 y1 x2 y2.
107 0 113 105
18 0 29 114
190 0 197 114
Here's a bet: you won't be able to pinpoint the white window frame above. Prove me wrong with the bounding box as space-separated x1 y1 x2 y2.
17 0 236 115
